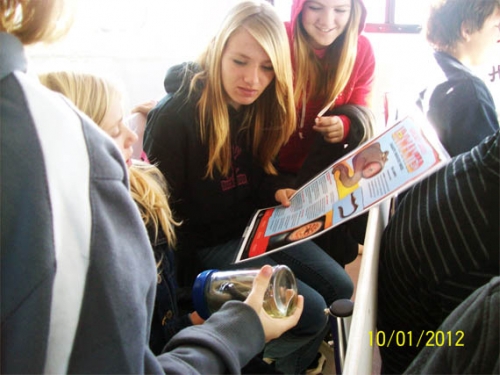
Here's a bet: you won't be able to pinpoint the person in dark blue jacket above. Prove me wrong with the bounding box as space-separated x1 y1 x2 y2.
416 0 500 157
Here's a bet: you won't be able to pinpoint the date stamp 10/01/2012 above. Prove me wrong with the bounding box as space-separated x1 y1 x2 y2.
369 330 465 348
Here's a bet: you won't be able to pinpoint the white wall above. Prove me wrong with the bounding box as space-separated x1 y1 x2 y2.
365 32 433 124
366 32 500 126
479 59 500 113
26 0 499 121
26 0 245 109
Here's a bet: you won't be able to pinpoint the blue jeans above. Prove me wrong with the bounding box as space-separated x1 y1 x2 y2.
197 238 353 374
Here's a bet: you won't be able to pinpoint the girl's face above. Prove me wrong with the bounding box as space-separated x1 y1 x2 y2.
221 28 275 110
465 7 500 66
300 0 352 49
100 97 138 166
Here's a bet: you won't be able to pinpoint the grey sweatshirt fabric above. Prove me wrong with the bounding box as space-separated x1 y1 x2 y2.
1 31 264 374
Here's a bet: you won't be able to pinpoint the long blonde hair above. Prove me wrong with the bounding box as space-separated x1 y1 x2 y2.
191 0 296 178
128 161 179 246
39 71 116 126
293 0 362 109
39 71 180 246
0 0 73 44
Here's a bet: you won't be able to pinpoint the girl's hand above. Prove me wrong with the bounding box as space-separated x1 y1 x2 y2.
189 311 205 325
275 188 296 207
131 99 157 116
244 265 304 342
313 115 344 143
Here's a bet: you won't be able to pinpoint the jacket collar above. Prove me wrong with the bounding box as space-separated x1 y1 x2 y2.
0 32 27 81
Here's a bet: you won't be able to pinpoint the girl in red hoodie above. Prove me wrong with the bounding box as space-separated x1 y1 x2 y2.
277 0 377 265
279 0 375 177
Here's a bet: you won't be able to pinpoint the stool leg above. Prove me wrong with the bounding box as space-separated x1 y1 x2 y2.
327 299 354 374
329 314 343 374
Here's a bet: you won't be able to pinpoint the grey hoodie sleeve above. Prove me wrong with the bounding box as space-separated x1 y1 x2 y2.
157 301 265 374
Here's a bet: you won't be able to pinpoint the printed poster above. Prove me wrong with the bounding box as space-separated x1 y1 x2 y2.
234 114 450 263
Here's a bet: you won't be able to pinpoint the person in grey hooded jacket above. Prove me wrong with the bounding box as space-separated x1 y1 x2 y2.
0 1 302 374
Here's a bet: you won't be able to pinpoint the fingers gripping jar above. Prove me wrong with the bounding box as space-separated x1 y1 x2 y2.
192 265 298 320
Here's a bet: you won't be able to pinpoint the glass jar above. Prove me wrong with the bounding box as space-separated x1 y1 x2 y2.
192 265 298 320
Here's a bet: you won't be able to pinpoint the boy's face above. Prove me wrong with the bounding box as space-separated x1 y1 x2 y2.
465 7 500 66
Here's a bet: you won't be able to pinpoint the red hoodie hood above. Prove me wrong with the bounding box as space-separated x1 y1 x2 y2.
285 0 367 40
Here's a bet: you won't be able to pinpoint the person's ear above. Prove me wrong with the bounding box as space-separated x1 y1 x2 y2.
460 22 472 42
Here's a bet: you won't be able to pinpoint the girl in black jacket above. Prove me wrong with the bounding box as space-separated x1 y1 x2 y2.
144 2 353 373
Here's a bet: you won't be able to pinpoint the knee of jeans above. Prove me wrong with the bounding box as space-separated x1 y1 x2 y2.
337 274 354 300
294 293 328 335
320 272 355 306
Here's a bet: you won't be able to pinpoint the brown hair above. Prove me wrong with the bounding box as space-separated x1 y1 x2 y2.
426 0 500 51
0 0 73 44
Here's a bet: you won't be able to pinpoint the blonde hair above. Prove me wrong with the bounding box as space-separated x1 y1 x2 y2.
0 0 73 44
39 71 119 126
39 71 180 247
293 0 362 110
191 0 296 178
129 161 179 246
